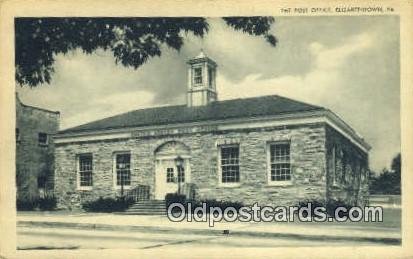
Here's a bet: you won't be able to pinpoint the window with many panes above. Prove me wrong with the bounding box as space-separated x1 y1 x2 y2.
115 153 131 186
220 145 240 183
177 166 185 183
269 143 291 182
38 132 48 146
78 154 93 187
193 67 202 85
166 167 174 183
331 146 337 185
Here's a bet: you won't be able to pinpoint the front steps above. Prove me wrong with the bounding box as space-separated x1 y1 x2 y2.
123 200 166 215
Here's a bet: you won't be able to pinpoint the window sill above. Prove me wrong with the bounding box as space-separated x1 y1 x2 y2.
114 185 132 190
267 181 293 186
219 183 241 188
77 187 93 191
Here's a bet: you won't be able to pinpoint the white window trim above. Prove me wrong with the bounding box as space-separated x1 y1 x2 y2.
218 144 241 187
267 142 293 186
113 151 132 190
77 154 93 191
192 66 203 86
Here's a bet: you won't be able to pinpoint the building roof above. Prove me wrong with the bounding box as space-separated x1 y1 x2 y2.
16 93 60 114
59 95 324 134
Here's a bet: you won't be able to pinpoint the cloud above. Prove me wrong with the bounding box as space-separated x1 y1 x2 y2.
62 90 155 129
310 32 373 69
217 32 375 106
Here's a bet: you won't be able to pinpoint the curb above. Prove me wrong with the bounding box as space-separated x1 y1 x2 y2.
17 221 401 245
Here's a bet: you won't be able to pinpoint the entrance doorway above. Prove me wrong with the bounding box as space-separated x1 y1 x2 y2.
154 141 191 200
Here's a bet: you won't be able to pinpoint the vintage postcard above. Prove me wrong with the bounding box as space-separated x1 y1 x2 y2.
0 0 412 258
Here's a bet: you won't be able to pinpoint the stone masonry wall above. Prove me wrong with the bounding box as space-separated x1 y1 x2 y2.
325 125 369 206
55 123 328 209
16 95 60 201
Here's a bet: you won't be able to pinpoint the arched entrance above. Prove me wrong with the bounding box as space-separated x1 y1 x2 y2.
154 141 191 200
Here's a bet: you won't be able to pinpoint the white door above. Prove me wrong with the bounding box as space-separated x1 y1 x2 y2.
155 158 190 200
155 159 178 200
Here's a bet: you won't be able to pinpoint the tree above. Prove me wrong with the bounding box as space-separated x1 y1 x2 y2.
369 153 401 195
15 17 277 87
391 153 401 180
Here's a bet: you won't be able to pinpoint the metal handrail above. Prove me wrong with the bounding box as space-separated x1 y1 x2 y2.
125 184 150 202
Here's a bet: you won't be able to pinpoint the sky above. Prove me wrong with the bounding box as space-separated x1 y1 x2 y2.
16 16 400 172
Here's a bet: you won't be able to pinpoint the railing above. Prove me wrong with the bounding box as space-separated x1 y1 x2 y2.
181 183 197 201
125 184 150 202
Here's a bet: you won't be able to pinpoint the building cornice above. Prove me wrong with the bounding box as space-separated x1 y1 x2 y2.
54 109 371 153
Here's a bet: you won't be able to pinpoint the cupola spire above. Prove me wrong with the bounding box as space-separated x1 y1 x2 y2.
186 50 217 107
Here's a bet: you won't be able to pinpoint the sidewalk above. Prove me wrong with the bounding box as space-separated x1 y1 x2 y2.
17 212 401 245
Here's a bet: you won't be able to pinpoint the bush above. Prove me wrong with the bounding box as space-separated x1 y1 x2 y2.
297 198 352 217
165 193 244 214
82 196 134 212
165 193 186 206
16 196 57 211
16 199 38 211
165 193 186 213
195 199 244 213
325 199 352 217
38 196 57 210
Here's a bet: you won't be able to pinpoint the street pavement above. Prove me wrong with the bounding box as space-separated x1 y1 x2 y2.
16 210 401 250
17 226 385 250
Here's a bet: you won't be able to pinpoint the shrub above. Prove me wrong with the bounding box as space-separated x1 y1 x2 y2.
82 196 134 212
195 199 244 213
165 193 186 213
38 196 57 211
164 194 244 214
165 193 186 205
325 199 352 217
16 198 38 211
16 196 58 211
297 198 352 217
297 199 326 217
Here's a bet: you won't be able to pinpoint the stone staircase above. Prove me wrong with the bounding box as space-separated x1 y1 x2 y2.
123 200 166 215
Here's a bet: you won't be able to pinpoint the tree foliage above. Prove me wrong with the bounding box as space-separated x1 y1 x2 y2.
15 17 276 87
369 153 401 195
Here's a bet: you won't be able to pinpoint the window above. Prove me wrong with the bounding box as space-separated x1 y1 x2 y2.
16 128 20 142
220 145 240 183
78 154 93 188
177 166 185 183
269 143 291 182
193 67 202 85
166 167 174 183
38 132 48 146
331 146 337 185
115 153 131 186
208 67 213 87
342 152 347 184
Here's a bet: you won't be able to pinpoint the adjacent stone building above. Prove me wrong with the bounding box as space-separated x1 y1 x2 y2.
54 52 370 209
16 93 60 201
